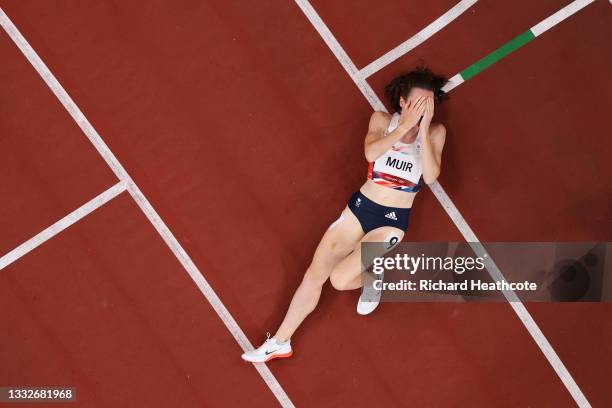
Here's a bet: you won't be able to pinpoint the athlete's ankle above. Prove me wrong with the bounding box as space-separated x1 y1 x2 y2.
272 334 290 344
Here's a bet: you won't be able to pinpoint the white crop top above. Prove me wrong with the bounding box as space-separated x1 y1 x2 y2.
367 112 424 193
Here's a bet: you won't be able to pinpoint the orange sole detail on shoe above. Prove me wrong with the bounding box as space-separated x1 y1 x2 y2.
265 350 293 362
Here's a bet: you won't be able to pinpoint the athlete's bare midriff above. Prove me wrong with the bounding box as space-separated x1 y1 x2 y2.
359 179 417 209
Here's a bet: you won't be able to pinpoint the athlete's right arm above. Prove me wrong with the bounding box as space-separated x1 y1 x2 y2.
363 111 408 162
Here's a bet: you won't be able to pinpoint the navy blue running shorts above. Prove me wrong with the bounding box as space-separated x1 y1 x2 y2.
347 191 410 234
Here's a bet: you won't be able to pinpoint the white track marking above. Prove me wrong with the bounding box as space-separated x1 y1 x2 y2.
444 0 595 93
125 180 294 408
0 8 294 408
441 73 464 93
433 181 589 406
0 181 127 271
531 0 594 37
358 0 478 79
295 1 592 407
294 0 385 111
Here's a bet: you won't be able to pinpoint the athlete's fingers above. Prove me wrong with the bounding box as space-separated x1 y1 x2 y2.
416 97 427 112
411 99 423 113
411 96 424 110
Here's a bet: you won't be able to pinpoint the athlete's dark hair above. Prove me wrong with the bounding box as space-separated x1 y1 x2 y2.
384 66 448 113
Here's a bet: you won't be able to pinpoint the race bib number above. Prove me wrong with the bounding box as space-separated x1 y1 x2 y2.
373 146 422 185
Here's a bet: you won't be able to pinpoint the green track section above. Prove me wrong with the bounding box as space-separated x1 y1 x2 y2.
460 30 535 81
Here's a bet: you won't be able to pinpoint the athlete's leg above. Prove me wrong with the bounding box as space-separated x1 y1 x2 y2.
273 207 364 341
329 226 404 291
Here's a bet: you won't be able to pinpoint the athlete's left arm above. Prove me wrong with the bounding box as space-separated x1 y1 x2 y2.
420 123 446 184
419 97 446 184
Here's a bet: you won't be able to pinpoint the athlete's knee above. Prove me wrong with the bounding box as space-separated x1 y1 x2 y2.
381 231 404 252
329 267 351 291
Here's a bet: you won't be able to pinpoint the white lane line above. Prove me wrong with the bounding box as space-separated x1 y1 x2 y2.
442 0 595 93
294 0 385 111
531 0 595 37
431 185 591 406
358 0 478 79
0 8 294 408
124 180 296 408
441 73 464 93
295 1 592 407
0 181 127 271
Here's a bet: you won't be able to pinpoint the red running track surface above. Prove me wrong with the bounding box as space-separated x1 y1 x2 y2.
0 29 117 256
0 192 280 407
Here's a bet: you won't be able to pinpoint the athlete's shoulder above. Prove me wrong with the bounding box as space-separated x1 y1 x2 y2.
371 110 392 122
429 122 447 147
430 122 446 137
369 110 392 130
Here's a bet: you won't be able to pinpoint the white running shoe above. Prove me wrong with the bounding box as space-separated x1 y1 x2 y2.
241 333 293 363
357 272 383 315
357 293 381 315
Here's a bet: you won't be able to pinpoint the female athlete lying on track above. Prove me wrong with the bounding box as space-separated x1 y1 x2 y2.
242 67 448 363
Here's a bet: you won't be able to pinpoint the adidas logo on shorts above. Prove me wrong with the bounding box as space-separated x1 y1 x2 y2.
385 211 398 221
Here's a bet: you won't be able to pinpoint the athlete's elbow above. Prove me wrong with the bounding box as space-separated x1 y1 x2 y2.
364 148 379 163
423 170 440 184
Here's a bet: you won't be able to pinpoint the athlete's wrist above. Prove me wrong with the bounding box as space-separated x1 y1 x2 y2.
395 123 412 135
